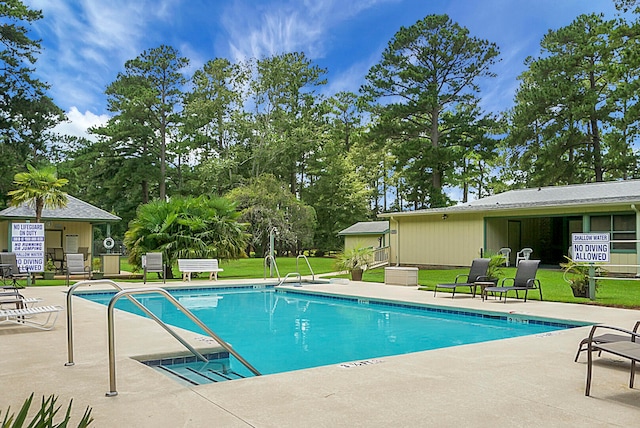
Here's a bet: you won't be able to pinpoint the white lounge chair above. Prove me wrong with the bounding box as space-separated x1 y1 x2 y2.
0 293 43 308
0 305 63 330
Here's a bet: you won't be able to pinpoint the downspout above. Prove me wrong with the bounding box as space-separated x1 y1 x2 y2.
631 204 640 277
391 216 399 266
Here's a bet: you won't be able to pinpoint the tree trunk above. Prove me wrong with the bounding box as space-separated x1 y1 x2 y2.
430 109 442 191
589 68 603 182
142 180 149 204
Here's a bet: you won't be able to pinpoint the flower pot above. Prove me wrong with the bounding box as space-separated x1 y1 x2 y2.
571 287 588 298
92 272 104 280
42 271 55 280
350 268 363 281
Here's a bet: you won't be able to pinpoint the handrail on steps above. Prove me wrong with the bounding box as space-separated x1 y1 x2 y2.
264 254 281 280
277 272 302 287
64 280 261 397
65 279 207 367
296 255 314 281
106 287 261 396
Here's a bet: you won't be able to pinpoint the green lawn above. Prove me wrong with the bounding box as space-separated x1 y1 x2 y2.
356 266 640 309
27 256 640 309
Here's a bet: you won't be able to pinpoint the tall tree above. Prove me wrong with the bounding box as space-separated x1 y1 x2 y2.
507 13 640 186
248 52 327 196
303 92 372 251
362 14 499 208
8 164 68 222
95 45 188 201
180 58 249 195
0 1 64 206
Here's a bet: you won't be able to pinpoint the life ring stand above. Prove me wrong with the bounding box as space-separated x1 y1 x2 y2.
103 237 115 250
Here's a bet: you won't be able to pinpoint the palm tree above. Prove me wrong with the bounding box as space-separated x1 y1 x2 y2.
8 165 69 222
124 195 249 279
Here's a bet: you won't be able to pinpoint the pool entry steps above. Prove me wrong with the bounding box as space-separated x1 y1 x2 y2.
66 280 261 396
141 352 246 385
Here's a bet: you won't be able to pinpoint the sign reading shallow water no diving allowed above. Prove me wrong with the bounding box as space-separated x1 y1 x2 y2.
572 233 610 263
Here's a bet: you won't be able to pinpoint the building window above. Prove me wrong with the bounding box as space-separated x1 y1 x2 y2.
590 214 636 250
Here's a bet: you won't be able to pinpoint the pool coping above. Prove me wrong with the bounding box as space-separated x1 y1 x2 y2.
2 279 640 426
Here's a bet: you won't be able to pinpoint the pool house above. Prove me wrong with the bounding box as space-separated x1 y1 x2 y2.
378 180 640 274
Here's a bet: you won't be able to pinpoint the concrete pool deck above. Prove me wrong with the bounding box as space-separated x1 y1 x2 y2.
1 279 640 427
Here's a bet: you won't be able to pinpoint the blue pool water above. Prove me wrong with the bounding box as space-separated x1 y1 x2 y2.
78 287 585 376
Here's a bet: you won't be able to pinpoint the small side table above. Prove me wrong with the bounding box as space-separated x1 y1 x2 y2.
475 281 495 301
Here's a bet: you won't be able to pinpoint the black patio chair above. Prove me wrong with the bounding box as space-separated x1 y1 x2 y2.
483 260 542 302
434 258 490 298
0 252 30 288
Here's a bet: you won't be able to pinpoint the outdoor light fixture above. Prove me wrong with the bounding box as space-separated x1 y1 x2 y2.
442 214 448 220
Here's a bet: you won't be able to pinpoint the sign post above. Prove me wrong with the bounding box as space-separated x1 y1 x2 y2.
571 233 610 300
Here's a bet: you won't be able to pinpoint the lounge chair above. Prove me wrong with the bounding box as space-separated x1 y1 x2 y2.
0 287 42 308
0 252 30 287
584 323 640 396
0 305 63 330
66 253 91 286
483 260 542 302
575 321 640 362
143 252 166 284
434 258 490 298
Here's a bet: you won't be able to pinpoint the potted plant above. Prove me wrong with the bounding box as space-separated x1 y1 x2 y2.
335 245 374 281
91 257 104 280
560 256 605 298
42 259 56 280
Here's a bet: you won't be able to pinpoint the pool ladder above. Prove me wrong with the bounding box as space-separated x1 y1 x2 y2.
277 272 302 287
264 254 280 280
65 280 261 397
296 255 314 281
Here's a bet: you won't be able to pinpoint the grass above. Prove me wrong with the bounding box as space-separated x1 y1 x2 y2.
355 266 640 309
25 256 640 308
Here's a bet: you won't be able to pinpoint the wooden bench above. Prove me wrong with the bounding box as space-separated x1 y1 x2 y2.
177 259 223 281
585 324 640 396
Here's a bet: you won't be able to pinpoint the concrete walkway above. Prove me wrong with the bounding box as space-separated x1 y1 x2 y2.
1 279 640 427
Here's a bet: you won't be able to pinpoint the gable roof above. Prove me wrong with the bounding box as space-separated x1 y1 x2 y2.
0 195 120 222
379 180 640 218
339 221 389 235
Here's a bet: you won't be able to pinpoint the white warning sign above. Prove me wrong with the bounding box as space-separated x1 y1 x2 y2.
572 233 610 263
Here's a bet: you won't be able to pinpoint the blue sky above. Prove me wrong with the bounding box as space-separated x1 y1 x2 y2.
27 0 621 139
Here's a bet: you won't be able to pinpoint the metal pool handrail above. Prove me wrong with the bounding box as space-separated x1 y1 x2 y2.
296 255 314 281
65 279 207 367
264 254 281 280
277 272 302 287
106 287 261 397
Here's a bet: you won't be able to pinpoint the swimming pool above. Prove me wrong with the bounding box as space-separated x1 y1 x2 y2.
78 286 586 378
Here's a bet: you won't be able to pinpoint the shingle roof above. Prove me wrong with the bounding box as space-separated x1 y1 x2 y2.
467 180 640 208
379 180 640 218
338 221 389 235
0 195 121 222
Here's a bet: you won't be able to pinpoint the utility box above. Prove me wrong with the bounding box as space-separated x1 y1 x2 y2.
101 253 121 275
384 266 418 286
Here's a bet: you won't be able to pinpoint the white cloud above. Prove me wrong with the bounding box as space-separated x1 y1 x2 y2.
223 0 398 62
30 0 181 111
53 107 110 141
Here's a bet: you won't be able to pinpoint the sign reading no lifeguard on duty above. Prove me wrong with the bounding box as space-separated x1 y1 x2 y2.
572 233 610 263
